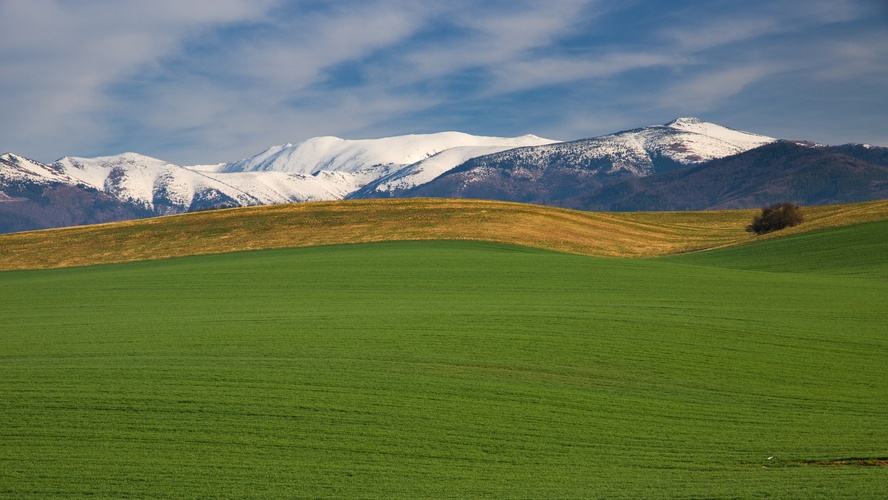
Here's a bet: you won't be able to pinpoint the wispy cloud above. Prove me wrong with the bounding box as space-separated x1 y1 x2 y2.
1 0 886 163
100 0 607 162
664 18 783 52
0 0 278 159
490 52 686 96
657 65 775 111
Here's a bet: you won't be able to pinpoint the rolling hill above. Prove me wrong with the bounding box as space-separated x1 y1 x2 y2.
2 198 888 271
1 210 886 497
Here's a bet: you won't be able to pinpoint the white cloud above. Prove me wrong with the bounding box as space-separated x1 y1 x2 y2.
0 0 278 159
490 52 685 95
664 18 783 52
656 65 774 111
807 33 888 80
91 1 607 163
0 0 624 162
661 0 874 52
643 0 888 132
2 0 885 162
224 3 425 91
395 1 592 86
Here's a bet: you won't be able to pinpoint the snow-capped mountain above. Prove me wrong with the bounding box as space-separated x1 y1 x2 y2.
9 117 882 234
403 117 777 203
603 140 888 211
661 117 774 154
0 153 154 233
44 132 558 214
217 131 559 198
220 132 557 174
496 116 777 178
0 131 561 231
349 135 561 198
0 153 75 185
57 153 235 213
55 153 353 213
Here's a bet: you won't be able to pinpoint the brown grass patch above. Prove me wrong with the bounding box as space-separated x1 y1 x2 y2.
1 198 887 271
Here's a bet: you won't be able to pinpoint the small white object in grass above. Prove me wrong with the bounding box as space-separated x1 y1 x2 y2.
768 456 774 460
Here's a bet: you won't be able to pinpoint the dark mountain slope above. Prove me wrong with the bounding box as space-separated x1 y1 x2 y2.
0 182 152 234
572 142 888 211
0 154 153 233
822 144 888 167
400 119 776 204
402 140 631 204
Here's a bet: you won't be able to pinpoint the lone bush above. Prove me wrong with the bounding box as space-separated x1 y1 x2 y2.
746 202 804 235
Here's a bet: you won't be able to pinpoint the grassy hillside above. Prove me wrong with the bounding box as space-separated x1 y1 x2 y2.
664 219 888 278
1 224 886 497
1 197 888 270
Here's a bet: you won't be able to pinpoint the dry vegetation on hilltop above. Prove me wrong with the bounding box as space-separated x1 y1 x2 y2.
1 198 887 271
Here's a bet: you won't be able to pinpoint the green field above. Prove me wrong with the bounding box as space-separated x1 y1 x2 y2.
1 221 887 497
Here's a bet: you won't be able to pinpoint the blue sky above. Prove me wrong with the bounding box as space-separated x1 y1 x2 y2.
1 0 886 165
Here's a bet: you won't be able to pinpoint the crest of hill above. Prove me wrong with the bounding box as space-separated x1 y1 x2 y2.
1 198 887 271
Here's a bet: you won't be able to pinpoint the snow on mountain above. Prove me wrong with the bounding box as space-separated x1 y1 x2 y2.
664 117 774 152
402 118 780 204
581 118 777 171
54 152 358 213
202 170 360 204
0 153 73 185
351 135 559 197
1 118 782 230
221 131 557 175
215 131 559 198
404 118 778 196
21 132 557 213
56 153 231 212
185 163 226 172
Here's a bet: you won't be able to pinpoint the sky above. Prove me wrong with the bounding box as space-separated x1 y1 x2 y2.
1 0 887 166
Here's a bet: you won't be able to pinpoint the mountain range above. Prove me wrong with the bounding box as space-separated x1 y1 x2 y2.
2 117 887 233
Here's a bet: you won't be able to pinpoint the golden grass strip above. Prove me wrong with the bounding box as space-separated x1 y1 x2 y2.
1 198 887 270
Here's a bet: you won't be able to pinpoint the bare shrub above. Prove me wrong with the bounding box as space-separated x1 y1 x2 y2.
746 202 804 235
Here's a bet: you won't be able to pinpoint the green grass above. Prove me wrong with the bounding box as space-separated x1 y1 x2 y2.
664 219 888 278
1 226 887 497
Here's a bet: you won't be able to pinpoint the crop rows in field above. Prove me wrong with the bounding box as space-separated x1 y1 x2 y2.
1 221 887 497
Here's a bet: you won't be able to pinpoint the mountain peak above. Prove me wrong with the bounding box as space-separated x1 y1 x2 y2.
58 151 170 166
223 131 558 175
0 153 26 163
661 117 775 151
665 117 706 127
0 153 53 168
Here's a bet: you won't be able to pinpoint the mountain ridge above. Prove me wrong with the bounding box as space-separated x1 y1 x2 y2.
2 118 886 233
408 140 888 211
570 141 888 211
